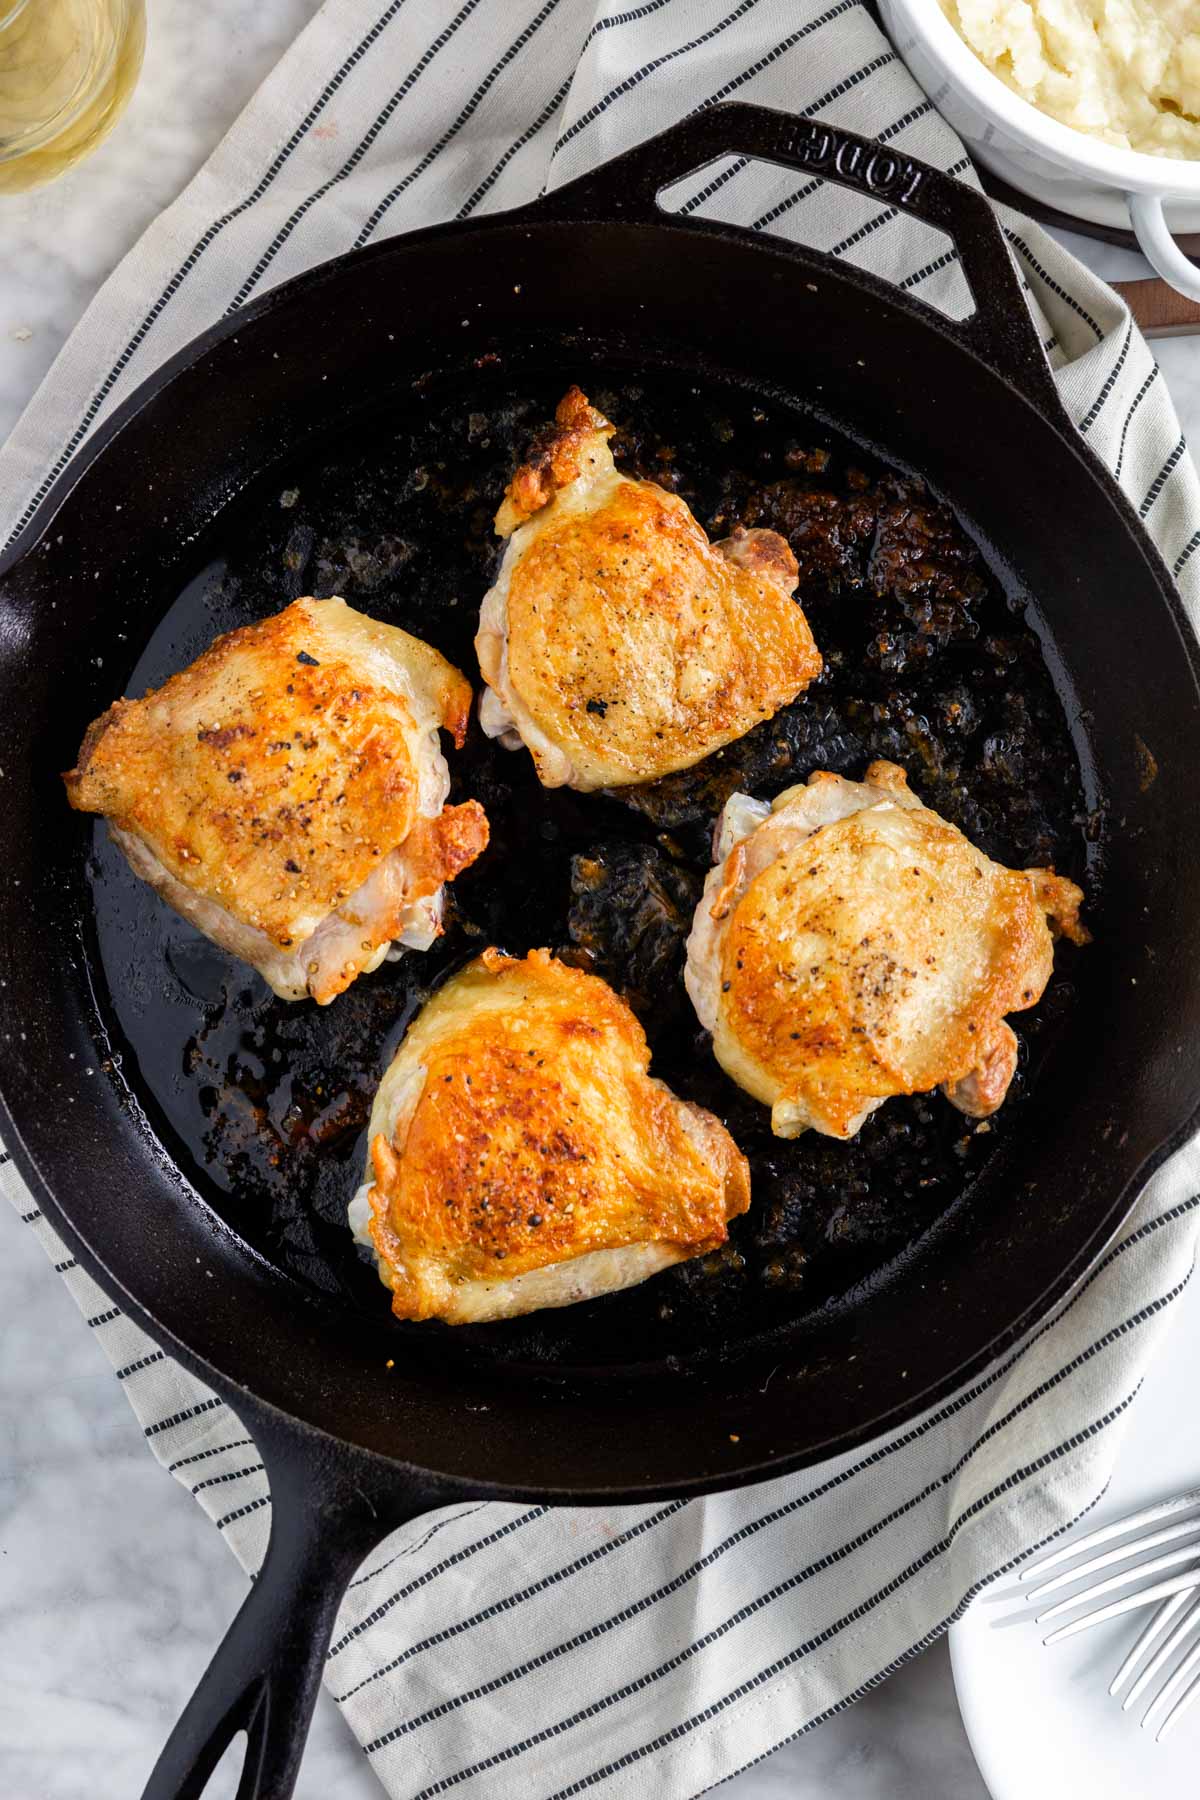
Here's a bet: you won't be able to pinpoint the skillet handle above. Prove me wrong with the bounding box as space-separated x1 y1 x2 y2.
539 102 1061 417
140 1403 451 1800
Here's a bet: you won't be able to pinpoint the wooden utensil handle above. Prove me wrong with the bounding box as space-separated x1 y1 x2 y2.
1114 278 1200 337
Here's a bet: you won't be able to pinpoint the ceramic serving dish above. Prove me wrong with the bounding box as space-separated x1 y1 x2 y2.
879 0 1200 299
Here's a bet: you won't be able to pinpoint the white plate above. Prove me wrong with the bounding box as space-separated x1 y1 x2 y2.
950 1274 1200 1800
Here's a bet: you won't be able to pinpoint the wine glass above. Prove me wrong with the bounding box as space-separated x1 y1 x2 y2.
0 0 145 194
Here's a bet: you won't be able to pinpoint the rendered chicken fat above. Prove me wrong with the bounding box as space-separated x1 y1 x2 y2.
64 596 489 1004
349 948 751 1323
685 762 1087 1140
475 387 822 791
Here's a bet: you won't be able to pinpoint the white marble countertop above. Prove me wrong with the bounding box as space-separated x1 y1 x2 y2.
1 8 1198 1799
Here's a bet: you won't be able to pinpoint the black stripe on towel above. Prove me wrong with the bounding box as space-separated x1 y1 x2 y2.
353 0 566 247
1003 229 1104 341
144 1396 224 1438
684 156 756 218
458 0 692 221
828 200 898 258
328 1507 549 1657
167 1436 256 1473
348 1506 491 1591
1173 527 1200 578
1078 315 1133 434
115 1350 167 1381
1139 435 1188 517
552 0 770 156
215 1493 271 1532
1113 366 1161 481
900 247 958 290
700 0 862 107
580 0 678 52
227 0 487 309
458 77 572 218
191 1461 266 1496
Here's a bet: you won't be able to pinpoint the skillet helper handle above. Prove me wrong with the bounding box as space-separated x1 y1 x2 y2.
141 1413 441 1800
541 102 1059 415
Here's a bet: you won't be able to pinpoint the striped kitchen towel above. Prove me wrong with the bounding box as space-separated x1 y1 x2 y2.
3 2 1200 1796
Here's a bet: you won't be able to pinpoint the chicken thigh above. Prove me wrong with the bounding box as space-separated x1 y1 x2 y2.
475 387 822 790
684 762 1087 1140
348 947 750 1323
65 597 489 1004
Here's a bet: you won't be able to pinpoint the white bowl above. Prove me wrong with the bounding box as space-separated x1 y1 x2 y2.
878 0 1200 299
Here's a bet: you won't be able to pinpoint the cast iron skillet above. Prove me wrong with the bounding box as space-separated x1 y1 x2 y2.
2 106 1200 1798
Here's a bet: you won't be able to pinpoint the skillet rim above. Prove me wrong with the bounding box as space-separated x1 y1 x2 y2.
3 149 1200 1499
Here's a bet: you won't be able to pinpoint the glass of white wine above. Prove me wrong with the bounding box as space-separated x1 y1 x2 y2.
0 0 145 194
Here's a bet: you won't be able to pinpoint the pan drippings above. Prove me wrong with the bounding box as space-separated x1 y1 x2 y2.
88 372 1093 1367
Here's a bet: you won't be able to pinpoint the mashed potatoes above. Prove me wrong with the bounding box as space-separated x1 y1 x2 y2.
940 0 1200 157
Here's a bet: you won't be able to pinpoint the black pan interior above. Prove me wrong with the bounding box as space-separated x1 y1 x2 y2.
4 206 1199 1492
88 359 1096 1376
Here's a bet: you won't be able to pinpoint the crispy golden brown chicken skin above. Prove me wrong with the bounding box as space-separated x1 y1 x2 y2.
349 948 751 1322
64 597 489 1004
475 387 822 791
685 762 1087 1141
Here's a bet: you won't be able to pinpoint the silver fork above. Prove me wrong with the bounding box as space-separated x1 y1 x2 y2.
1017 1489 1200 1742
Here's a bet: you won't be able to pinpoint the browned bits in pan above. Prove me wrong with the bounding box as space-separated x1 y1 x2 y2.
89 374 1093 1362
